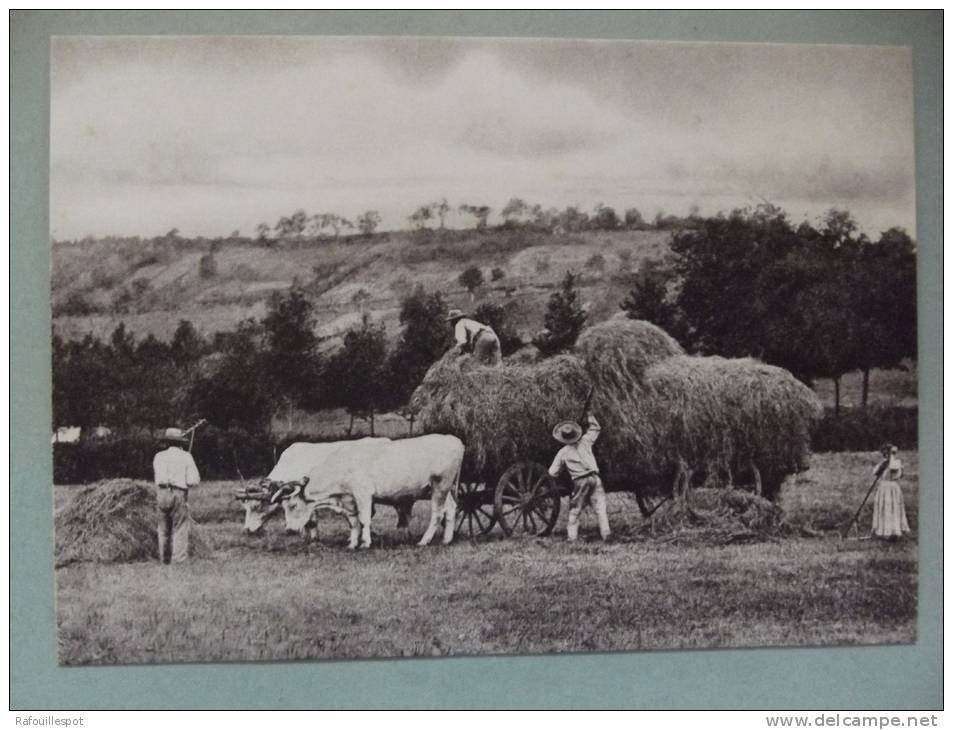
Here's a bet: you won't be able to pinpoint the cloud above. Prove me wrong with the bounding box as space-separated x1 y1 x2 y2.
50 37 915 238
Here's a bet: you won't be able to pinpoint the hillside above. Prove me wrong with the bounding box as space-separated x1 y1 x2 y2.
51 228 673 347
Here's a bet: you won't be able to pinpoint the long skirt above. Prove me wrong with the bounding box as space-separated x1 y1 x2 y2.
871 479 910 539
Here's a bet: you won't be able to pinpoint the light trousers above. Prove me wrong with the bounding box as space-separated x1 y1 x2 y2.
567 475 610 541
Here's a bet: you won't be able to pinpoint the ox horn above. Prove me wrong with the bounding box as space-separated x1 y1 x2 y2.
270 483 294 503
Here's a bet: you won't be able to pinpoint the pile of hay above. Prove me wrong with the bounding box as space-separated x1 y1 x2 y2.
635 355 821 499
627 488 788 545
55 479 208 567
411 318 822 504
411 350 592 478
575 316 685 386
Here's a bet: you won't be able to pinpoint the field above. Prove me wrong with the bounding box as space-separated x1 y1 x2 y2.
55 451 917 665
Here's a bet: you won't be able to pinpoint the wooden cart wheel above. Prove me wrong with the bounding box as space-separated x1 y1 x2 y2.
453 481 497 537
494 461 561 537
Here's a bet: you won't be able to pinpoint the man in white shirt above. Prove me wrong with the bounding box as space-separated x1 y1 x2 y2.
548 414 611 542
153 427 201 563
446 309 502 366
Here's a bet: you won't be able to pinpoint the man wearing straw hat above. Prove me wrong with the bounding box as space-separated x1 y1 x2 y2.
548 414 611 542
446 309 502 366
153 427 200 564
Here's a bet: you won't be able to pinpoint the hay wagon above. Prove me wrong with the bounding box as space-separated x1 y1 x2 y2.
415 318 820 540
452 461 666 539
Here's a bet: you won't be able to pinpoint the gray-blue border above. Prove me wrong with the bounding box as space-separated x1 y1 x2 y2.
11 10 942 710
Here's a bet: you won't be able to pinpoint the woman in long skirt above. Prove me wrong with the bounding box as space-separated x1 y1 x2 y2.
871 443 910 540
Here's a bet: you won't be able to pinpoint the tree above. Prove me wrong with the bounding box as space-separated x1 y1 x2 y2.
255 223 272 244
199 251 217 279
591 203 619 231
434 199 451 229
847 227 916 408
386 287 453 410
533 271 588 357
491 266 506 281
261 284 320 429
327 315 389 435
458 204 491 230
312 213 353 238
671 204 801 360
274 216 294 239
52 334 111 429
189 318 272 433
170 319 204 385
133 334 177 428
275 209 308 239
458 266 485 300
474 301 523 356
501 198 531 226
620 260 683 340
409 205 434 230
356 210 381 236
289 209 308 238
624 208 645 229
558 206 589 233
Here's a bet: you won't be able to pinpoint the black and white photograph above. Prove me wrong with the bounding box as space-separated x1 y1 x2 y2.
50 34 918 666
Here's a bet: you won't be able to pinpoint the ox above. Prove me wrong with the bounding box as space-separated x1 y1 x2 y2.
236 439 411 539
275 434 464 549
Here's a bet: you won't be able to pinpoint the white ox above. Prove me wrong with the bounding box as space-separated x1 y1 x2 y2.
278 434 464 549
236 439 389 537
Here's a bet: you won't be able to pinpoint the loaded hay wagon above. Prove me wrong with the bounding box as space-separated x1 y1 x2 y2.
410 317 822 539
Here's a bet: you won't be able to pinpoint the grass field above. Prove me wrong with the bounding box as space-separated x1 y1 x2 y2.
55 451 918 665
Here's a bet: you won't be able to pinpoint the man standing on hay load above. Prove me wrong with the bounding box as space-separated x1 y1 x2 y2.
153 427 200 564
446 309 502 366
549 414 611 542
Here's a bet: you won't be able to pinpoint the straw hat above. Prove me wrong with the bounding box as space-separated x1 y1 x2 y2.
552 420 583 445
445 309 467 322
161 427 189 445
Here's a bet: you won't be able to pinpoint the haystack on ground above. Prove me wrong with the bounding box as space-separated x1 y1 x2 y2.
626 488 788 545
412 318 821 509
55 479 209 567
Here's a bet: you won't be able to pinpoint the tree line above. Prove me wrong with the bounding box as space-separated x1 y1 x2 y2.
53 203 915 435
620 205 916 412
244 199 695 245
52 271 589 437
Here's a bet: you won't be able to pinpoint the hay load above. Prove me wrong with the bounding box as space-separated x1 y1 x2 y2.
411 318 821 503
410 350 591 478
55 479 208 566
638 356 822 498
575 316 685 387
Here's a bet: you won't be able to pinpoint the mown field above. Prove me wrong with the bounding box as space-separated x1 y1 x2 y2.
55 451 917 665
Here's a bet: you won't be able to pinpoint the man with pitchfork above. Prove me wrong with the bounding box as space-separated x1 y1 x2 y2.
153 425 202 563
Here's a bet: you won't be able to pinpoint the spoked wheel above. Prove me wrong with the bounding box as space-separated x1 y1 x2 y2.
454 481 497 538
494 461 561 537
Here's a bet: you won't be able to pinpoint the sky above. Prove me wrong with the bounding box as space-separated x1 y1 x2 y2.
50 36 916 239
